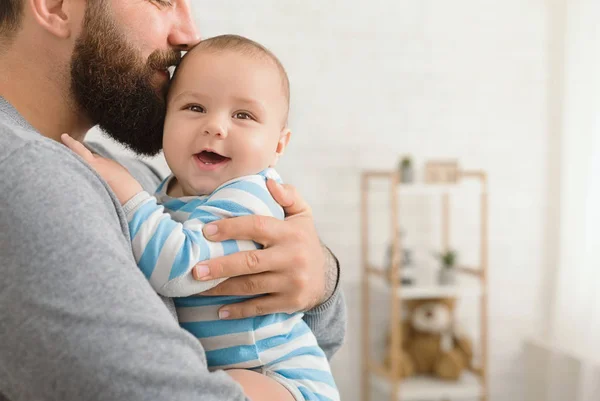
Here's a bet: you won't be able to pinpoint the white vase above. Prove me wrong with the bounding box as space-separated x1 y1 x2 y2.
439 268 456 285
400 166 414 183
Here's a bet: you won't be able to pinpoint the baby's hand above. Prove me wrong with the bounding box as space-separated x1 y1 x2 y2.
61 134 143 205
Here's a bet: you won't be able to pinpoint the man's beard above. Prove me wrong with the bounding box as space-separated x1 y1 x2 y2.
70 3 181 156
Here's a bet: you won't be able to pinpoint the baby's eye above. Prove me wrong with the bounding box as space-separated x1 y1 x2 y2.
186 105 206 113
152 0 173 8
233 112 254 120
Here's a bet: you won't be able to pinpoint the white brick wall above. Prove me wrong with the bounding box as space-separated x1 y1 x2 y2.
89 1 552 399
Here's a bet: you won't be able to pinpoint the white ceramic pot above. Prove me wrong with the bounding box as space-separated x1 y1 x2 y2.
439 268 456 285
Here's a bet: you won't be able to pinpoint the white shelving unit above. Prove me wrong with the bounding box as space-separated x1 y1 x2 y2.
396 183 462 195
372 371 484 401
360 169 489 401
368 267 483 300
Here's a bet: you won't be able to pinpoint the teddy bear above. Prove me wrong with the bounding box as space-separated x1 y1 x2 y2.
384 297 473 381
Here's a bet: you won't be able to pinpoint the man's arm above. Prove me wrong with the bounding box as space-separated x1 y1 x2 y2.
320 243 341 303
303 244 346 360
0 143 246 401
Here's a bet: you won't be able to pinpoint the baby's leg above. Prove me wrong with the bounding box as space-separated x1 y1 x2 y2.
227 369 296 401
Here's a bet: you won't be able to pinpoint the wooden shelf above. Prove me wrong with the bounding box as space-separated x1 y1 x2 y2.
400 284 482 300
397 183 460 195
367 267 483 300
361 167 489 401
372 371 484 401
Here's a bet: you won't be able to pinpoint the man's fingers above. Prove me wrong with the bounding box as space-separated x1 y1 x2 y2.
60 134 95 163
200 273 282 297
201 183 312 242
266 179 294 208
202 214 281 244
193 248 286 281
217 295 290 319
266 180 311 217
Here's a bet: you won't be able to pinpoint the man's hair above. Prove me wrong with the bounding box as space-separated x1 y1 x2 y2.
174 34 291 125
0 0 24 41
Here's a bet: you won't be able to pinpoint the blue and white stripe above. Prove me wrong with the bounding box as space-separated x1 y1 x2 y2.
127 169 284 297
127 168 339 401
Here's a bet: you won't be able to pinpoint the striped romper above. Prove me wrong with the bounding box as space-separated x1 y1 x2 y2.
125 168 339 401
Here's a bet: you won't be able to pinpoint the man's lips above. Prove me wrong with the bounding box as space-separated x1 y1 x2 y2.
194 150 231 171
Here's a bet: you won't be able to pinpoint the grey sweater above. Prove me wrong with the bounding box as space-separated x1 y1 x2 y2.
0 97 346 401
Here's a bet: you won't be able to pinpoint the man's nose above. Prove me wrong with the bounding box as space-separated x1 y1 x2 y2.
167 0 201 51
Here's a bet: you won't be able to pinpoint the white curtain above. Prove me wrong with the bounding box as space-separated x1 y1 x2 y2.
548 0 600 399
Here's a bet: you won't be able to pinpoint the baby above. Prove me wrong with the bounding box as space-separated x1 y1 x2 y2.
62 35 339 401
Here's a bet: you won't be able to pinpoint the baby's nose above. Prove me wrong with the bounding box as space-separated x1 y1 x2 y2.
203 120 227 138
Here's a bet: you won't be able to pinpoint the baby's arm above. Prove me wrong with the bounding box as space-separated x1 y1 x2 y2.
125 176 284 297
61 134 283 297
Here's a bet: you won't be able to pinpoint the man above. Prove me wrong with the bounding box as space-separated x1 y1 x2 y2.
0 1 346 400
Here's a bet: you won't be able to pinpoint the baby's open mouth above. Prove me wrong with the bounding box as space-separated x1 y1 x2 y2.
195 150 230 165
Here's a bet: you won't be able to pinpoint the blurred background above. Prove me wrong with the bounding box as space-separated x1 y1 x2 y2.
89 1 600 400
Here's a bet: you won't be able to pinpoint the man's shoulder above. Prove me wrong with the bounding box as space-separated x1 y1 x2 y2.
0 121 129 241
0 119 76 171
0 118 53 166
86 141 164 193
0 120 112 203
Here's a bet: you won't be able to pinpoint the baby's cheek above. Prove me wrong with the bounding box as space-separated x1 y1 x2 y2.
161 133 177 163
162 118 177 151
245 137 275 167
162 129 187 176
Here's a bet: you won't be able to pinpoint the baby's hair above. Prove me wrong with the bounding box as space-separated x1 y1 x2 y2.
172 34 290 125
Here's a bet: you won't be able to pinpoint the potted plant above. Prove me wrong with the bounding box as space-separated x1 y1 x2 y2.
398 156 414 183
436 249 457 285
385 230 415 286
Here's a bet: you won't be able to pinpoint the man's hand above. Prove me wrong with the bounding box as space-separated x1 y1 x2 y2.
193 180 336 319
61 134 143 205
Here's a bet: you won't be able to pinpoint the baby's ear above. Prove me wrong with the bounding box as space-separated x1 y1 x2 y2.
270 128 292 167
276 128 292 155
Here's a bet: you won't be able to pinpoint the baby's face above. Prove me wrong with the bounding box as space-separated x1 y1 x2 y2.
163 49 289 196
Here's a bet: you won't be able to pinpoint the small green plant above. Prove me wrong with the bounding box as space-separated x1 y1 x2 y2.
398 156 415 183
436 250 457 269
